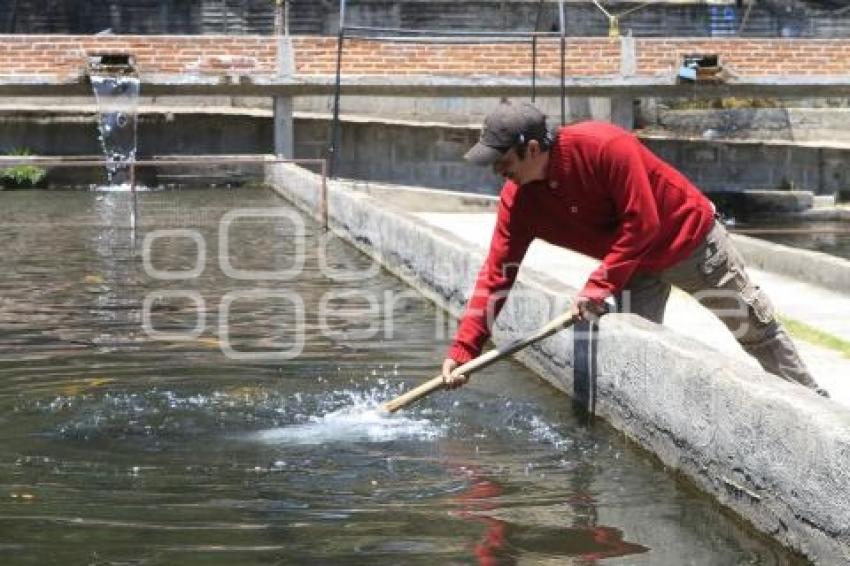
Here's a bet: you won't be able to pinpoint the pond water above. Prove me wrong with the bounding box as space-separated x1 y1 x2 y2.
731 220 850 261
0 186 804 565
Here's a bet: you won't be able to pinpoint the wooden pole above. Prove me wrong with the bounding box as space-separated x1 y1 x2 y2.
382 312 579 413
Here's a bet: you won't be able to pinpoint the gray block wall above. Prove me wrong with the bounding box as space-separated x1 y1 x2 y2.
4 108 847 200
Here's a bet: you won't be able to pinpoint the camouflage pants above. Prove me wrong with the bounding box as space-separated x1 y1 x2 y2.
616 220 820 390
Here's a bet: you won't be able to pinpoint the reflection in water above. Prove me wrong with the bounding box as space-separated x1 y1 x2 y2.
0 187 805 565
456 476 648 564
89 192 142 350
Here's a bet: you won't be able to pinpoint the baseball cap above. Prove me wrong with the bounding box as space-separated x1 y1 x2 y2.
464 100 549 166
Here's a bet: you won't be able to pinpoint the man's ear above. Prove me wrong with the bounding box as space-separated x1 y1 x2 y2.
527 139 541 157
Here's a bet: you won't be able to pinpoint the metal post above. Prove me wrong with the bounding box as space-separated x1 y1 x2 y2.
531 0 544 103
129 160 138 232
558 0 566 125
274 0 282 36
329 0 347 179
531 36 537 103
320 158 329 230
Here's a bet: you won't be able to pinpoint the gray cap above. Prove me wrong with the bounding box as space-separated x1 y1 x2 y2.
464 100 548 166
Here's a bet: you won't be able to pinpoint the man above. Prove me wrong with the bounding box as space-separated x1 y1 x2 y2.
442 100 827 397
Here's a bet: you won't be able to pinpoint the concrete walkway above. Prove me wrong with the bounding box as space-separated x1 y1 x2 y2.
417 212 850 409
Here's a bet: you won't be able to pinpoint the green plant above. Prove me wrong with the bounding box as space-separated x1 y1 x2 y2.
1 147 46 188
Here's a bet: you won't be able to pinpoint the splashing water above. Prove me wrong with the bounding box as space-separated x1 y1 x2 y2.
254 389 444 445
91 182 153 193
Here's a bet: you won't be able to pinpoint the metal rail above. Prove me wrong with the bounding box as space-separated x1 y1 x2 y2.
0 155 330 230
337 35 535 44
343 25 562 37
327 0 567 178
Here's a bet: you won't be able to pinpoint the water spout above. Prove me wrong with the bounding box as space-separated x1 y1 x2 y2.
87 53 140 233
87 54 140 187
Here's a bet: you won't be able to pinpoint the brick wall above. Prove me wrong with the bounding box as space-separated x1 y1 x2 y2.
636 39 850 76
2 35 850 81
0 36 276 80
291 37 621 76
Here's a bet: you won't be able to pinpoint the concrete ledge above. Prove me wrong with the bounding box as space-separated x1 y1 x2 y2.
801 207 850 222
265 164 850 564
8 73 850 98
343 179 498 213
709 190 815 215
731 233 850 295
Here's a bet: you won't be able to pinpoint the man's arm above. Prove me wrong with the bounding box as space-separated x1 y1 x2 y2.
447 188 533 367
579 134 660 302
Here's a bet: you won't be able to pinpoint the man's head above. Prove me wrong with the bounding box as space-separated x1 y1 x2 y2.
464 100 553 186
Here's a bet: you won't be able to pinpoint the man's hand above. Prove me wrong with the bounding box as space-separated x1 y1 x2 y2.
441 358 469 390
570 296 608 322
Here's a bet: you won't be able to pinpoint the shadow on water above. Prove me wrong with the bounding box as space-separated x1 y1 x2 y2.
0 186 807 565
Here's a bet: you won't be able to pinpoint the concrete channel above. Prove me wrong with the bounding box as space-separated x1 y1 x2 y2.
266 162 850 564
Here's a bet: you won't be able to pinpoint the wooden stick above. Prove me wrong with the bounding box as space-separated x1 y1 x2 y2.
382 312 579 413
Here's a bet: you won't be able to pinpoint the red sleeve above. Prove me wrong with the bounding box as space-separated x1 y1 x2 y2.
447 186 533 364
580 134 660 301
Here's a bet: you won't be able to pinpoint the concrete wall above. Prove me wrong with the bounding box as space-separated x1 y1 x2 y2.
731 233 850 295
294 116 500 194
642 135 849 196
0 110 272 157
7 108 850 199
294 94 615 126
650 107 850 144
0 111 270 185
299 116 850 198
264 163 850 564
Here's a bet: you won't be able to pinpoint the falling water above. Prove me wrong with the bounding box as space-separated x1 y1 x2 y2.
90 74 140 186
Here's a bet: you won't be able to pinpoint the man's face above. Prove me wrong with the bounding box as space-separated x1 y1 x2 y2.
492 144 542 186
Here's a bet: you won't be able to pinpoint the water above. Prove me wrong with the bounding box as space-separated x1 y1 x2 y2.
0 186 804 564
731 220 850 260
90 75 140 185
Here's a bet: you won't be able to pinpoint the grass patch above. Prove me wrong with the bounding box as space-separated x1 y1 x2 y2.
1 147 47 189
779 315 850 359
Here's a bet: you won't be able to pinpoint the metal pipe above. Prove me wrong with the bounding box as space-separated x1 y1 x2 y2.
343 24 560 37
532 35 538 102
328 0 346 179
341 35 532 44
274 0 283 36
129 160 137 230
532 0 544 103
0 156 327 167
559 0 566 125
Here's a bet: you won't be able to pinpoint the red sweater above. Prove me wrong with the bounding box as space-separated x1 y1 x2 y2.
448 121 715 364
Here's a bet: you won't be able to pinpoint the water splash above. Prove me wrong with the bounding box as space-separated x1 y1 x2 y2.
91 183 152 193
255 389 444 445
